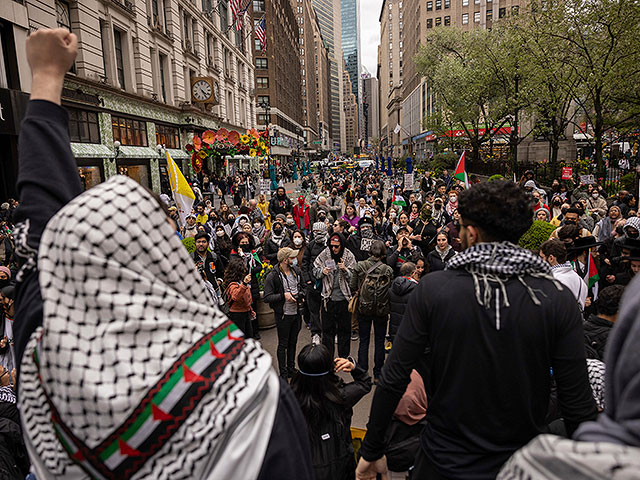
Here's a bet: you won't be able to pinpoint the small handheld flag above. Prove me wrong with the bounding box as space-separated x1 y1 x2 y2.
166 152 195 227
453 151 469 188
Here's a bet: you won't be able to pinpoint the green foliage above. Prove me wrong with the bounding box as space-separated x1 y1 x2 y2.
182 237 196 254
488 174 505 182
620 173 635 191
430 153 458 176
518 220 557 251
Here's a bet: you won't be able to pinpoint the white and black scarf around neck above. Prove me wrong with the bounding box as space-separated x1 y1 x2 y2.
446 241 561 309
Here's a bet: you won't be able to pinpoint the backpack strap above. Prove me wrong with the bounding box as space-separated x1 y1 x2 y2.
359 261 382 290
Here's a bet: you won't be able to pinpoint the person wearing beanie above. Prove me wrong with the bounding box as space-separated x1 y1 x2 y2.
264 247 304 379
534 207 551 222
347 216 383 262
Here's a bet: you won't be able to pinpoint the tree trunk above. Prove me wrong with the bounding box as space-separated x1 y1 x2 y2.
471 139 481 163
593 88 605 178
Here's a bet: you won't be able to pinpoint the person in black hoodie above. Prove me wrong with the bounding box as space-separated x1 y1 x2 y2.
388 262 420 344
264 220 292 265
269 187 293 218
291 343 371 480
346 216 383 262
357 180 597 480
583 284 624 361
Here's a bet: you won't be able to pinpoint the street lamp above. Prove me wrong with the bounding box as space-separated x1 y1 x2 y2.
259 101 271 166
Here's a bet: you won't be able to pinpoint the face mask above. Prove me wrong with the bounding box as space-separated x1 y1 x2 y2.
293 237 303 246
273 227 283 235
216 230 225 237
254 223 262 229
435 204 442 210
390 213 396 219
564 219 576 225
361 228 373 239
592 192 599 198
553 200 561 206
449 196 457 202
290 258 298 267
286 219 294 225
318 214 327 222
628 230 639 239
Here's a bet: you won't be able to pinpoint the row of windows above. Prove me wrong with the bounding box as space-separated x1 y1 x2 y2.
426 0 450 11
426 16 451 26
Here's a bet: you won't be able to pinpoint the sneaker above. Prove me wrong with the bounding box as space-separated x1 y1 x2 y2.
351 332 359 341
312 334 321 345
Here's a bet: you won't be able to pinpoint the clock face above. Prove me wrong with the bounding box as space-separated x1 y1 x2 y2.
192 80 212 102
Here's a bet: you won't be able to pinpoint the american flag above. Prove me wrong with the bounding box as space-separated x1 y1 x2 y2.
231 0 243 30
255 18 266 53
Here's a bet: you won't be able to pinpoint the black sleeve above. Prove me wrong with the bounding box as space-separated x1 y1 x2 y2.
387 248 400 268
301 245 313 284
13 101 83 371
256 379 313 480
264 241 277 264
263 271 283 305
552 303 599 435
358 281 430 462
341 363 372 408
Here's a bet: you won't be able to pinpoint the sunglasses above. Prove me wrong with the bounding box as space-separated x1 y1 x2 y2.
330 244 341 249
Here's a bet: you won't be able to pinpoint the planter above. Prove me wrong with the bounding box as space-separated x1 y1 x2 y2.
257 291 276 330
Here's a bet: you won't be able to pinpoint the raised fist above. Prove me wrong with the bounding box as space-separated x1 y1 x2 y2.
27 28 78 79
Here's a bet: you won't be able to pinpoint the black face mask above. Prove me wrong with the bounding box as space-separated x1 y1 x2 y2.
628 230 639 239
0 278 9 289
553 200 561 206
564 219 577 225
273 227 283 235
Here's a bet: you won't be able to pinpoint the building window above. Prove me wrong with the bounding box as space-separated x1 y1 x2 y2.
444 15 451 25
435 16 441 25
427 18 433 27
112 115 148 146
444 0 450 7
255 38 262 50
427 1 433 10
68 107 100 144
462 0 468 6
256 77 269 88
474 10 480 21
436 0 442 9
256 58 268 68
159 53 167 102
113 29 126 89
499 6 506 16
389 3 392 9
219 0 228 31
258 113 268 123
486 9 492 20
253 0 264 10
56 1 76 73
156 124 180 149
257 95 269 106
462 12 469 23
512 5 519 14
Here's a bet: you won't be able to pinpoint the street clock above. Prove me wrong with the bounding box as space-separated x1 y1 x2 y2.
190 77 218 104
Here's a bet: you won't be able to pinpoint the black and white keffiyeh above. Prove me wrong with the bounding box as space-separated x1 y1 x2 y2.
19 176 278 480
446 241 561 310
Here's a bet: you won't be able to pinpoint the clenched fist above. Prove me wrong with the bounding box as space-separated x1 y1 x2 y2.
26 28 78 104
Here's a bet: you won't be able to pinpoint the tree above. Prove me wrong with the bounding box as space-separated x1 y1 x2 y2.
543 0 640 175
415 28 513 163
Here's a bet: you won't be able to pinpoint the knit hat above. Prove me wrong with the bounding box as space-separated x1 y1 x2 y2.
358 216 374 229
312 222 328 233
277 247 299 263
0 266 10 279
534 207 550 221
275 214 286 222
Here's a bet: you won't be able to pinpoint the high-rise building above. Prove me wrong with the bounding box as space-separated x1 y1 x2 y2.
311 0 345 152
314 25 332 151
377 0 404 158
362 74 379 149
0 0 257 199
341 0 362 136
252 0 304 163
342 57 359 154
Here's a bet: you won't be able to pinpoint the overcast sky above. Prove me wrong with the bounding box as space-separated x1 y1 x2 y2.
360 0 383 77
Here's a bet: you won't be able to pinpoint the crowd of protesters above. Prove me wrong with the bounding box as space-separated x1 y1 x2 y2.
0 28 639 480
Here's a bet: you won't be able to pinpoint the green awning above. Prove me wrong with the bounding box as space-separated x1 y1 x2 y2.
71 143 114 158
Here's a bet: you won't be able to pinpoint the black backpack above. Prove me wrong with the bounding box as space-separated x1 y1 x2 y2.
309 410 355 480
358 262 391 316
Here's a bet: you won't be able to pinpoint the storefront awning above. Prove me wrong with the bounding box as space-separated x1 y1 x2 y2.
71 143 114 158
166 148 190 159
573 133 593 141
117 146 160 158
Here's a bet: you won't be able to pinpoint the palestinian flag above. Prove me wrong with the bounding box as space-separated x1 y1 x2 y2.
587 251 600 300
453 151 469 188
392 191 406 208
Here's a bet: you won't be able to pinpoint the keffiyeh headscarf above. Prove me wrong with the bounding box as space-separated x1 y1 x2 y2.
19 176 278 480
446 242 562 322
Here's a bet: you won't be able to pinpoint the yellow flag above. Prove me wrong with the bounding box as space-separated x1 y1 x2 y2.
166 151 195 226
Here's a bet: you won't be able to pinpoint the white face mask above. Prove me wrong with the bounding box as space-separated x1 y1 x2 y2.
286 219 294 225
592 192 599 198
253 223 262 229
216 230 224 237
449 195 457 202
293 237 303 246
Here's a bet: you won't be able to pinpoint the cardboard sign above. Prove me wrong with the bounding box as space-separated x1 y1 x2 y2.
580 174 595 185
260 179 271 193
404 173 414 190
561 167 573 180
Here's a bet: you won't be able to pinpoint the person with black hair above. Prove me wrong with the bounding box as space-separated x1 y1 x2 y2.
388 262 420 346
346 217 383 262
264 220 293 264
426 232 456 272
290 343 371 480
357 180 597 480
230 231 264 339
387 228 423 276
192 232 224 285
583 285 624 361
540 239 587 311
550 208 592 239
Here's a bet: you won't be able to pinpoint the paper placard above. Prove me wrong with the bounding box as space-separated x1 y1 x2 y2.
580 174 595 184
561 167 573 180
404 173 414 190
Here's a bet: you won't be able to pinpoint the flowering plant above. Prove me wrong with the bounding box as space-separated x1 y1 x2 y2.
185 128 269 173
257 261 273 291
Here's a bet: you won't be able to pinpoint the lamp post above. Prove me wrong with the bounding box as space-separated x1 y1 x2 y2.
259 101 271 167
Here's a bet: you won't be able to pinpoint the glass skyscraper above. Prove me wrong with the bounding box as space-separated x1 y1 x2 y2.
341 0 361 127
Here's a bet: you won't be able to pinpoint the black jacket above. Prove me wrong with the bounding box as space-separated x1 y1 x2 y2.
388 276 418 340
346 233 383 262
264 235 292 265
192 250 224 284
263 265 303 316
410 219 439 253
583 313 614 361
302 238 326 285
269 194 293 217
426 248 456 272
387 245 423 277
359 269 598 479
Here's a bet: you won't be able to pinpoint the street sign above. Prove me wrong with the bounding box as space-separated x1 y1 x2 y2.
562 167 573 180
312 140 322 144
